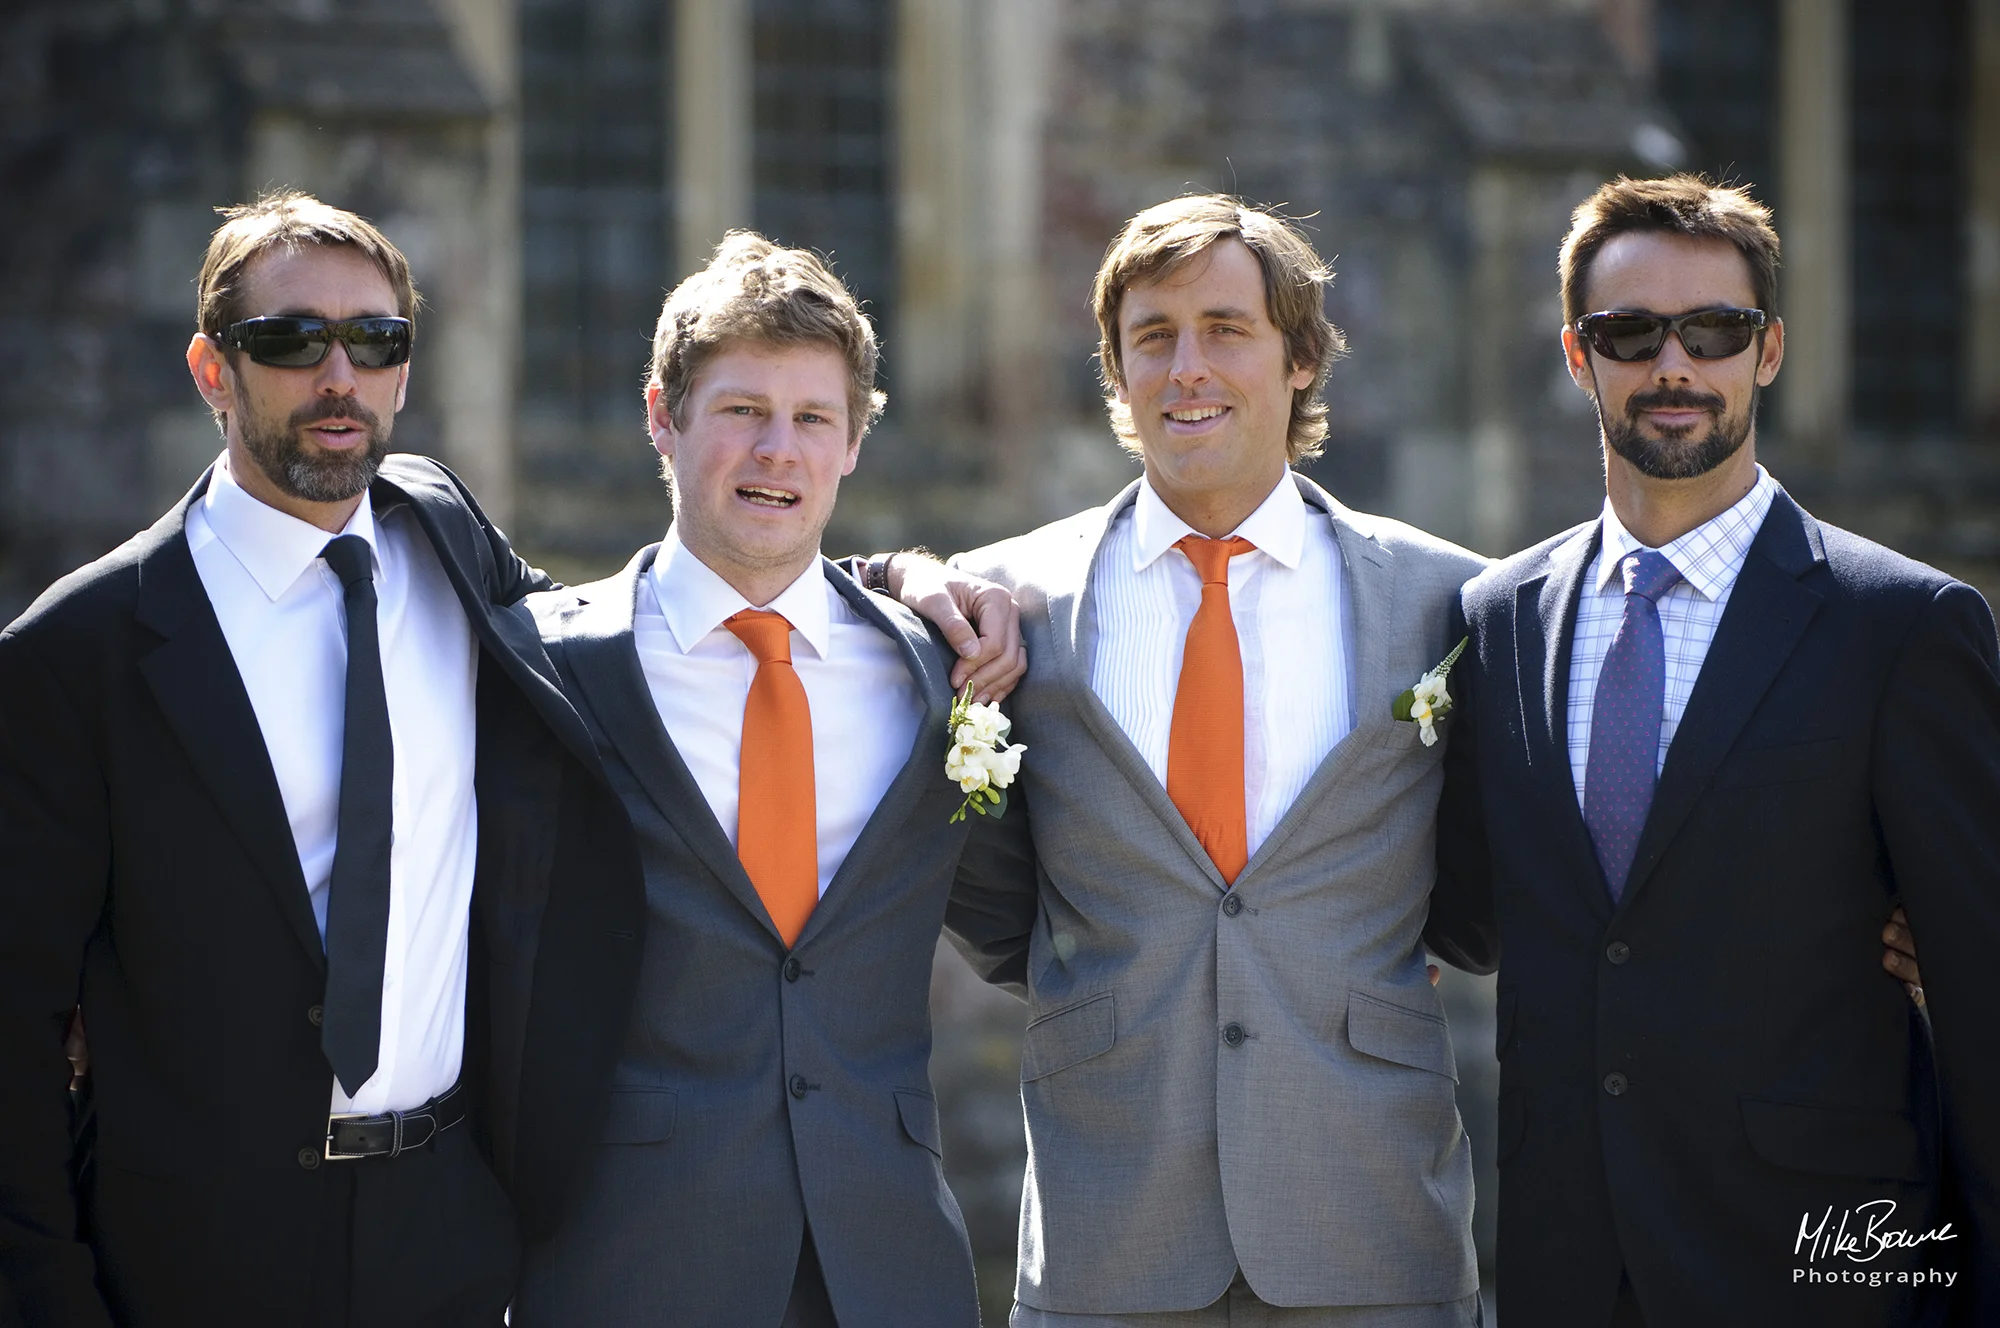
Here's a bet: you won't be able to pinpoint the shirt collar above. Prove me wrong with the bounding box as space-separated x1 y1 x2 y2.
1130 471 1305 573
649 527 832 661
1595 464 1778 601
200 451 381 601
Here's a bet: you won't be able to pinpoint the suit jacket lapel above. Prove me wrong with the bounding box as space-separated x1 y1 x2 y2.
1516 523 1611 914
1044 482 1233 891
794 560 955 946
134 474 326 968
556 548 771 931
376 470 601 774
1241 484 1394 875
1620 493 1825 908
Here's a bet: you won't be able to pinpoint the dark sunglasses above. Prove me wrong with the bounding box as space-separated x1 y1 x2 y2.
219 316 413 369
1573 307 1767 362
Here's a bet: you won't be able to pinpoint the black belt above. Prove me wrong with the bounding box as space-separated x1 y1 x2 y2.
324 1081 465 1162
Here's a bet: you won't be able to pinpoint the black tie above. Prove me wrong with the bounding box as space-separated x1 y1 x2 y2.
318 535 393 1097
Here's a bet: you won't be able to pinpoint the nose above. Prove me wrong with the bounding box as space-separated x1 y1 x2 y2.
313 339 362 393
1168 329 1210 388
750 415 803 465
1651 328 1699 383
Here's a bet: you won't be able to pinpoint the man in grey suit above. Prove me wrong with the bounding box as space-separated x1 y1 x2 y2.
900 195 1489 1324
511 234 989 1326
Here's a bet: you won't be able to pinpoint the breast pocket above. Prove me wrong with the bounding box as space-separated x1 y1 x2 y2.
1715 738 1842 790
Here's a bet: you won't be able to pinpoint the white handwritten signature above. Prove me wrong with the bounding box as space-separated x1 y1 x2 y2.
1795 1200 1957 1265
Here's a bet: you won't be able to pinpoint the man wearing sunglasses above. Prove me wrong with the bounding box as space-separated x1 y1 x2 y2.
1427 174 2000 1324
0 192 645 1326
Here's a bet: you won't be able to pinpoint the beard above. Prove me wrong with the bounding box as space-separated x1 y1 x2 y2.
1598 383 1756 481
237 394 391 503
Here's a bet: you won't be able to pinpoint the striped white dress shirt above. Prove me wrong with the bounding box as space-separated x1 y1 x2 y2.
1567 465 1779 805
1089 474 1351 859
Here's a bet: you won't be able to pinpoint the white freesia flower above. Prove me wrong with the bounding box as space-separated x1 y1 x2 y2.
1392 637 1468 748
944 687 1026 821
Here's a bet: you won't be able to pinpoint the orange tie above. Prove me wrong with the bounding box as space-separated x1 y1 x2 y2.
724 610 818 946
1167 535 1255 885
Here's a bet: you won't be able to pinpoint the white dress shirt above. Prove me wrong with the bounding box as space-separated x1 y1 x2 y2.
185 454 479 1115
1089 474 1352 859
633 531 923 896
1567 464 1779 804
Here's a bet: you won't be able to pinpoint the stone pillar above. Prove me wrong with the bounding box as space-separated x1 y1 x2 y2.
1466 165 1528 556
1777 0 1849 454
435 0 519 526
674 0 751 279
895 0 977 418
981 0 1054 512
1970 0 2000 435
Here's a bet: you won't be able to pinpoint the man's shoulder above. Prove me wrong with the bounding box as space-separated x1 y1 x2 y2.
2 505 187 650
1329 504 1489 583
1459 520 1597 619
1809 514 1960 603
951 503 1115 592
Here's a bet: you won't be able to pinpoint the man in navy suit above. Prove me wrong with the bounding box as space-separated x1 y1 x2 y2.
1428 174 2000 1326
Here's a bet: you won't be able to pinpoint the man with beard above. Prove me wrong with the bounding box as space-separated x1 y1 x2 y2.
1427 174 2000 1325
0 193 645 1326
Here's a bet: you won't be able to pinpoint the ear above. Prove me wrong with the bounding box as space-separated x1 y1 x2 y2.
186 334 235 414
841 431 862 478
1287 361 1315 392
646 383 676 461
1755 317 1784 387
1561 326 1593 392
393 361 410 413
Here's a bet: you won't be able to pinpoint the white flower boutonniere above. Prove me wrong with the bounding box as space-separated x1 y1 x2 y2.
946 686 1027 822
1391 636 1469 747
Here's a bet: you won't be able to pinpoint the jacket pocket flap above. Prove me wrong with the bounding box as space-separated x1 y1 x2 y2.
1740 1096 1923 1182
1021 991 1116 1082
601 1088 677 1144
1347 990 1458 1082
895 1089 943 1158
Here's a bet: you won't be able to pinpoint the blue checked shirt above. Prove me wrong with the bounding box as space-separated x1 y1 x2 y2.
1567 466 1780 807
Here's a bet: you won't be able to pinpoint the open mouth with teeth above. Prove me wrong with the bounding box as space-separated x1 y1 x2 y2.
1166 405 1227 424
737 485 800 508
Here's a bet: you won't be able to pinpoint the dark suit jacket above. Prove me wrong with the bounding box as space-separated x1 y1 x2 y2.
1428 491 2000 1326
512 550 981 1328
0 456 643 1326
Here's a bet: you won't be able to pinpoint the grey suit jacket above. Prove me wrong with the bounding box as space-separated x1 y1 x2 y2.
948 474 1487 1315
513 548 980 1328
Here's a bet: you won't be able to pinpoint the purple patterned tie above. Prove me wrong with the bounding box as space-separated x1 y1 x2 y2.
1583 549 1683 901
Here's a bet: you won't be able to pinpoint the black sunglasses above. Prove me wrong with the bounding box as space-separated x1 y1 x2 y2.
219 316 413 369
1573 307 1767 362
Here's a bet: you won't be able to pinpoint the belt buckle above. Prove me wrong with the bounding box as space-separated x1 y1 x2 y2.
324 1111 374 1162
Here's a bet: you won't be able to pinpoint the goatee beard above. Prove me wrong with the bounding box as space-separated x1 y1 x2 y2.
1599 383 1755 481
239 396 390 503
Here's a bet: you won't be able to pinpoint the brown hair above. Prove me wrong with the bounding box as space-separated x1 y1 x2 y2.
1559 174 1780 327
196 190 419 336
650 231 886 443
1092 194 1346 463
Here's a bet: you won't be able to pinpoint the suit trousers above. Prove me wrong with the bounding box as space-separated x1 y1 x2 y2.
1009 1277 1483 1328
781 1225 838 1328
302 1123 518 1328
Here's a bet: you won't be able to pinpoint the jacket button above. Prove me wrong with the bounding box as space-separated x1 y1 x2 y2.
297 1147 321 1170
307 1004 324 1026
1221 894 1243 917
1222 1023 1245 1048
783 957 802 982
1605 942 1630 965
789 1074 810 1099
1603 1072 1628 1096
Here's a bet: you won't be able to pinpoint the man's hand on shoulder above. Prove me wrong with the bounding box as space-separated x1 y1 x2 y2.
884 553 1026 702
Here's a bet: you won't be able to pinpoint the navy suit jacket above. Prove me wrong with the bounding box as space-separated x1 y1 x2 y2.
1430 490 2000 1327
